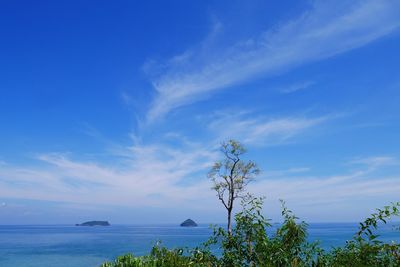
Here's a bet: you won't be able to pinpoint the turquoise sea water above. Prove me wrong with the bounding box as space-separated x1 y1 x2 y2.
0 223 399 267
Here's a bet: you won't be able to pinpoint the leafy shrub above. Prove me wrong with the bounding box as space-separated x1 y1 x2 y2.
101 200 400 267
101 242 217 267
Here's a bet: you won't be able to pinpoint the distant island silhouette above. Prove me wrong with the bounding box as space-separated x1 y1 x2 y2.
180 219 197 227
76 221 110 226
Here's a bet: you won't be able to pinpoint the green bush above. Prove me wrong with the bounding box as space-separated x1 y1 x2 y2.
101 200 400 267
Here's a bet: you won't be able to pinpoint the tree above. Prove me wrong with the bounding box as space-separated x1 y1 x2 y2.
208 140 260 235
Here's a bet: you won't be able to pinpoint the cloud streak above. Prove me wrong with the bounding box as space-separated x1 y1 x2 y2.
246 155 400 220
146 0 400 121
0 143 218 210
279 81 315 94
1 150 399 222
208 111 330 146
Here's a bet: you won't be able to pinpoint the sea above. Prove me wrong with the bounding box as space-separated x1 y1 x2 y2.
0 223 399 267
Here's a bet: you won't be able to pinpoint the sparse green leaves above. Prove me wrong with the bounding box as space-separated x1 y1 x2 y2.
356 202 400 240
208 140 260 234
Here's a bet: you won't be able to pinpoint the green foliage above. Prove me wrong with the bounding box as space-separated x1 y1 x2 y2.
205 196 321 267
101 243 217 267
208 140 260 198
102 201 400 267
318 202 400 267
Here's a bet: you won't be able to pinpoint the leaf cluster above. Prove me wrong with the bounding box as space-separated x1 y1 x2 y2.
208 140 260 211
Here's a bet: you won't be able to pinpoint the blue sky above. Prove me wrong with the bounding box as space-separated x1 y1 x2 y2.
1 0 400 224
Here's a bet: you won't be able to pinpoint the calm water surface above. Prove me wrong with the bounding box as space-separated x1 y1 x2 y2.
0 223 399 267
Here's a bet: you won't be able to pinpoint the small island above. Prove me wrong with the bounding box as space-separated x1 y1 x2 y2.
75 221 110 226
180 219 197 227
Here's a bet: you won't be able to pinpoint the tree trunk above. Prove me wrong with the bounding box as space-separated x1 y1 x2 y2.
227 208 232 235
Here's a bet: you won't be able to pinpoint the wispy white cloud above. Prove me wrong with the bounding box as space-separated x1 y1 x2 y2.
249 157 400 221
208 111 330 146
0 142 219 210
0 107 336 212
146 0 400 121
1 150 398 222
279 81 315 94
263 167 311 177
120 91 134 106
350 156 399 169
0 106 337 215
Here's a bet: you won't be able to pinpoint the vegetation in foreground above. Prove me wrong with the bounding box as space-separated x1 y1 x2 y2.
101 140 400 266
101 198 400 267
